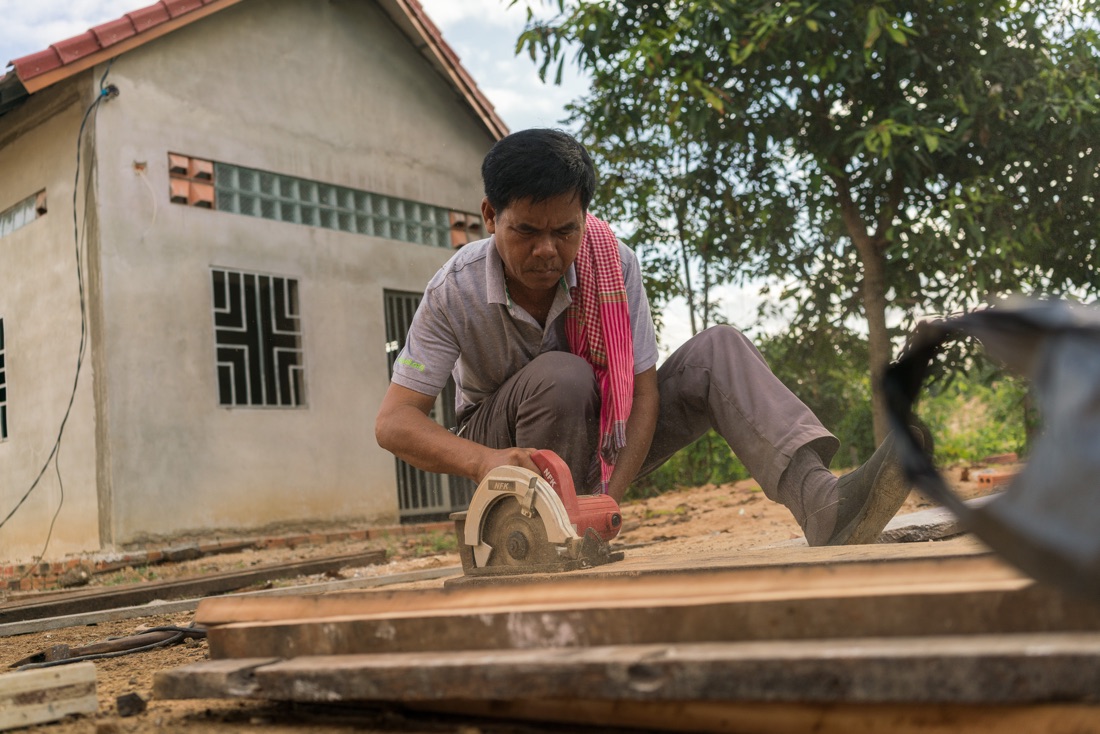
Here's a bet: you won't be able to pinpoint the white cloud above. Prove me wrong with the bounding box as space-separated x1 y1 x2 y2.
418 0 525 29
1 1 139 65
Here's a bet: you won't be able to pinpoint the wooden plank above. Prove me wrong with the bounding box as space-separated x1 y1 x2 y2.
196 539 1004 626
418 699 1100 734
0 549 386 624
152 658 276 701
203 579 1100 660
0 662 97 731
0 565 458 639
154 634 1100 705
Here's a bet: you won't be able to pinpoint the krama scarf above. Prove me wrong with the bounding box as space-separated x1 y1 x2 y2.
565 213 634 493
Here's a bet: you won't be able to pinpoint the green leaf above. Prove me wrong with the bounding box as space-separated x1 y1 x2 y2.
923 133 939 152
886 25 908 46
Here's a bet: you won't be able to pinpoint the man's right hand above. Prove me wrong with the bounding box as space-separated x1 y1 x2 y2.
474 447 541 484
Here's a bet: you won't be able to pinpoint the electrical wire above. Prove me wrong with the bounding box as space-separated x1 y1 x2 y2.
15 625 207 671
0 62 116 559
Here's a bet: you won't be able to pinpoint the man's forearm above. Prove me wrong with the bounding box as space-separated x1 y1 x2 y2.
606 368 659 503
375 386 541 484
376 402 485 479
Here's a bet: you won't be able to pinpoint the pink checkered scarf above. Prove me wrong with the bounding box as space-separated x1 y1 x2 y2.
566 213 634 493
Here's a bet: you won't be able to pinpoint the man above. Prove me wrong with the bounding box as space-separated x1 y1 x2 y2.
375 128 909 546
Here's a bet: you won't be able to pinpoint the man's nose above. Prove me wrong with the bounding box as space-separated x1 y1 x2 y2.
532 233 557 258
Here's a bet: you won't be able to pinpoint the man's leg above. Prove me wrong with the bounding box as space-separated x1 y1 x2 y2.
459 351 600 492
637 325 909 545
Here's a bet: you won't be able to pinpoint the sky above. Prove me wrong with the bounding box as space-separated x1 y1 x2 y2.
0 0 765 352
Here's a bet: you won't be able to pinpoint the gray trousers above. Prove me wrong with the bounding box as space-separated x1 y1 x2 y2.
459 325 839 498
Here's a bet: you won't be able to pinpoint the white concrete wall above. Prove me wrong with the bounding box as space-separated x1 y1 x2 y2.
0 80 103 561
89 0 495 544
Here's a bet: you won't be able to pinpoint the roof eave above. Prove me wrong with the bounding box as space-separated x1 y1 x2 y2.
0 71 30 117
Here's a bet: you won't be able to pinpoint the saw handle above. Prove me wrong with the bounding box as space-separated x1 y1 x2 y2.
530 450 622 542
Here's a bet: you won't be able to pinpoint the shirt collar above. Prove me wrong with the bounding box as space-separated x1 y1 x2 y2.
485 236 508 306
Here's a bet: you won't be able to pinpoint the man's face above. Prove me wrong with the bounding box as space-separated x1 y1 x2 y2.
483 192 586 297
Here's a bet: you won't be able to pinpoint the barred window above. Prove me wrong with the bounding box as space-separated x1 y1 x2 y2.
212 269 305 408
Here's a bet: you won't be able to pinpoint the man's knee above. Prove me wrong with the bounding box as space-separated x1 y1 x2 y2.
680 324 763 363
524 352 598 408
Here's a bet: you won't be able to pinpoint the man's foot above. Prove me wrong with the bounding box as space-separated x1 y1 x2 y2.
816 433 910 546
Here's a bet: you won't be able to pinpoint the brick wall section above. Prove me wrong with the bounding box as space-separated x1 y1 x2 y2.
1 520 453 592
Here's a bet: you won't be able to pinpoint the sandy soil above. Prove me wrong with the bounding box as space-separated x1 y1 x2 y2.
2 465 1004 733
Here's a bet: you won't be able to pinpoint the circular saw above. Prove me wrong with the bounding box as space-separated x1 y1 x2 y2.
451 450 624 577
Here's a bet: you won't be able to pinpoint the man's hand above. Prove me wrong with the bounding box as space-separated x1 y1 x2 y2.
375 384 543 483
474 447 541 483
606 366 659 503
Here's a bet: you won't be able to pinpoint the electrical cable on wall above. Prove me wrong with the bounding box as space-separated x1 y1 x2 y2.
0 62 118 567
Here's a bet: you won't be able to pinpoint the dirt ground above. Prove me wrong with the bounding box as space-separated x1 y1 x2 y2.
2 465 1002 733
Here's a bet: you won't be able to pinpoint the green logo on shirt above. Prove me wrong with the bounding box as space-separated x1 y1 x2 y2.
396 356 425 372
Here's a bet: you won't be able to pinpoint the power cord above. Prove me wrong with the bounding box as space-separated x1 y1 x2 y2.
0 62 117 574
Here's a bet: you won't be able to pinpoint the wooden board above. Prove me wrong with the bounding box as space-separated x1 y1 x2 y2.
0 549 386 624
196 548 1100 661
197 538 1002 626
0 661 97 731
202 578 1100 660
155 633 1100 705
416 699 1100 734
0 565 458 639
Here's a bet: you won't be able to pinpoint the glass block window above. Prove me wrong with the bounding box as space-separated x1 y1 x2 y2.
0 191 45 239
212 162 482 249
212 269 305 408
0 318 7 440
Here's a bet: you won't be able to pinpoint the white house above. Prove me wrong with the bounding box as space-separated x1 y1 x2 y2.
0 0 504 562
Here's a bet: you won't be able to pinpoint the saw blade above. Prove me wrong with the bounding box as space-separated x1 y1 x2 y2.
479 496 561 567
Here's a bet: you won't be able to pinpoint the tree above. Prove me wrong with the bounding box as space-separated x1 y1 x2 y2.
519 0 1100 442
569 97 798 336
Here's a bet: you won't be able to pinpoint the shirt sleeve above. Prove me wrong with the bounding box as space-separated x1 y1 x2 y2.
390 281 461 397
620 243 659 374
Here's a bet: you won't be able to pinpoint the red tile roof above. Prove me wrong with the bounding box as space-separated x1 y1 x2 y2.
8 1 226 90
2 0 507 138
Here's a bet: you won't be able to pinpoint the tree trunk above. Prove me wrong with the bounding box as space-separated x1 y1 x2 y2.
836 186 892 446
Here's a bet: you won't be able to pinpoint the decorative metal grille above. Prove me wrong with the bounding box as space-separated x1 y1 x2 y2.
213 163 478 249
212 269 305 408
0 318 6 440
383 290 471 519
0 193 41 239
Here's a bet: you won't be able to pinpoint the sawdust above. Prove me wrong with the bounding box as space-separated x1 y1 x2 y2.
1 465 1004 733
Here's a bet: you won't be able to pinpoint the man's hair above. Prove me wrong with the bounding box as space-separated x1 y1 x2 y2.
481 129 596 213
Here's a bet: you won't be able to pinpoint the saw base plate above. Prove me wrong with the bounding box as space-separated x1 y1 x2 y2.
450 511 624 584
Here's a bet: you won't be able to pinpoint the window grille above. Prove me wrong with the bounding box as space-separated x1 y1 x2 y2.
212 269 305 408
0 191 45 239
211 162 483 249
0 318 6 440
383 290 471 519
